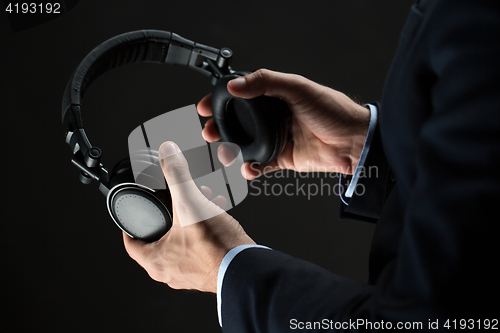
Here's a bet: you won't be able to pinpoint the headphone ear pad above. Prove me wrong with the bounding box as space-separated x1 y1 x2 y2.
106 154 172 242
211 75 291 164
108 155 135 189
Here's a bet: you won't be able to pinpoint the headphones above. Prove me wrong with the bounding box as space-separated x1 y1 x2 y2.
62 30 291 241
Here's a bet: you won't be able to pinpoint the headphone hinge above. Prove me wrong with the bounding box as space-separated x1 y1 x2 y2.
217 47 233 71
206 48 233 78
188 45 233 85
71 150 107 186
207 59 223 79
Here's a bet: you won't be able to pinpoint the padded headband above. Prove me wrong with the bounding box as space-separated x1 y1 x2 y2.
62 30 225 156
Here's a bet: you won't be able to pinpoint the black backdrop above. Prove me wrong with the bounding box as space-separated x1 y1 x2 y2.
2 1 414 331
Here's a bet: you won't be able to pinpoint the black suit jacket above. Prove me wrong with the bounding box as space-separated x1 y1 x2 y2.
221 0 500 331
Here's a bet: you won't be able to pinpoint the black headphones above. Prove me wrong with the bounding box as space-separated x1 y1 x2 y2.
62 30 291 241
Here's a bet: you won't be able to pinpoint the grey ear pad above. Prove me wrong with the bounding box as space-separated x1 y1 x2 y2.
107 153 172 242
109 186 172 242
211 75 291 164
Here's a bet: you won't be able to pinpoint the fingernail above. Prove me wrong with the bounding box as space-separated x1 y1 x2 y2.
228 77 246 90
158 141 180 159
241 163 248 179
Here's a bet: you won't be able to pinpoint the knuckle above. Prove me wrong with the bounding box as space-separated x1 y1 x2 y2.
291 73 307 85
148 270 162 282
247 69 272 95
253 68 269 81
168 282 182 290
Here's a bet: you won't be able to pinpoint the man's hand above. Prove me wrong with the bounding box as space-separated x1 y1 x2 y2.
198 69 371 179
123 141 255 293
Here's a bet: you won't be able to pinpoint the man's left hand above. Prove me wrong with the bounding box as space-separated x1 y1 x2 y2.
123 141 255 293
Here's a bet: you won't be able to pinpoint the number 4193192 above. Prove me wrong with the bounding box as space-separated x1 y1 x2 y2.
444 319 498 330
5 3 61 14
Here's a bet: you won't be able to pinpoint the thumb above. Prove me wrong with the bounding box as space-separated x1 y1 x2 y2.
158 141 224 226
227 68 309 103
158 142 199 196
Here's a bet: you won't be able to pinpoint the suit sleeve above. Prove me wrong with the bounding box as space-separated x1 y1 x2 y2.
221 248 374 331
221 0 500 331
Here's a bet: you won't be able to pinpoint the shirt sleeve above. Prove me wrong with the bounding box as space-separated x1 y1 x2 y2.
340 103 378 205
217 244 271 327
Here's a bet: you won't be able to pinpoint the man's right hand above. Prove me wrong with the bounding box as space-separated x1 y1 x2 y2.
197 69 371 180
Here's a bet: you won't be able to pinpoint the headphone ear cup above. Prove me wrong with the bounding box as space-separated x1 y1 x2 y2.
109 150 166 190
107 183 172 242
129 149 166 190
211 75 291 164
108 155 135 189
106 153 172 242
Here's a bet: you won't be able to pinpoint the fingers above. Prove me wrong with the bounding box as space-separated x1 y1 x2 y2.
200 185 227 209
200 185 213 199
217 142 239 167
201 118 221 142
211 195 227 210
197 93 212 117
227 68 310 104
198 94 220 142
199 70 309 146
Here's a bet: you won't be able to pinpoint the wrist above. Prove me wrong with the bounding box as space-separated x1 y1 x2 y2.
204 227 256 293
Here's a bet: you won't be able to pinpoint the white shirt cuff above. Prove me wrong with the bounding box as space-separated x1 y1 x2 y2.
217 244 271 327
341 103 378 204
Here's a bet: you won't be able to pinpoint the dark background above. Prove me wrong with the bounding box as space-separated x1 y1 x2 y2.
2 1 413 331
